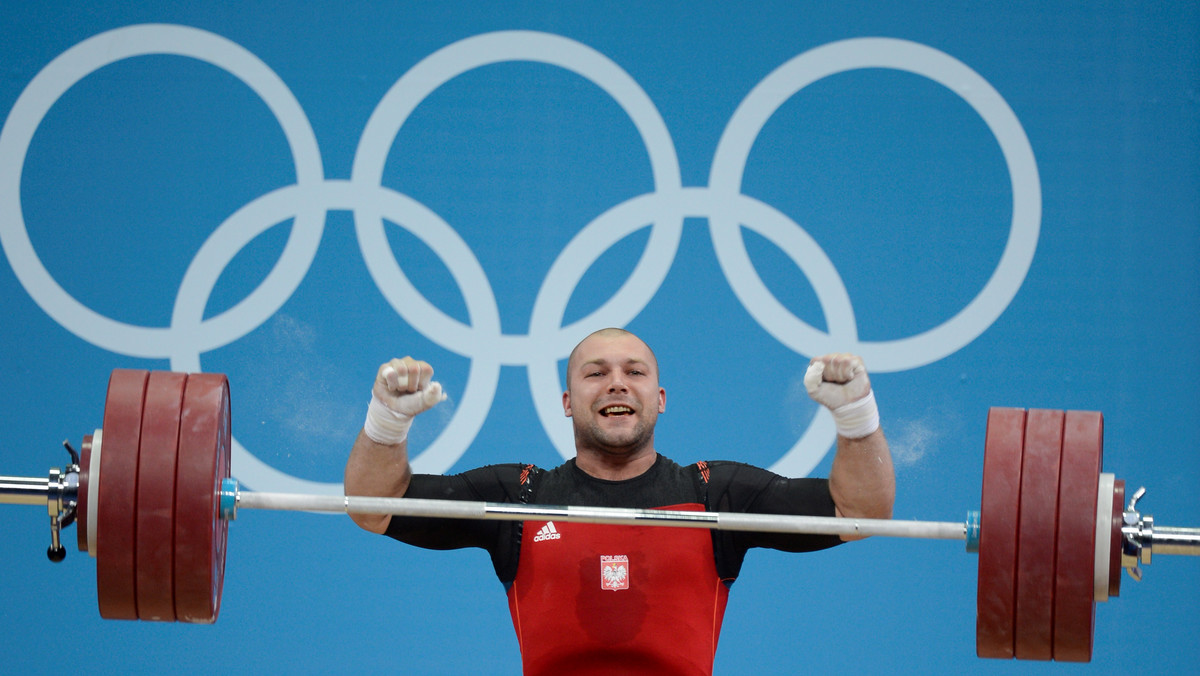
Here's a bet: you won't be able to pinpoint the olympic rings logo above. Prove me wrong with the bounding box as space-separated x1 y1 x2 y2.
0 25 1039 494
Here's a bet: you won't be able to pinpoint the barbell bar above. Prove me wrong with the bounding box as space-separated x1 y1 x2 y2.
2 368 1198 663
226 484 979 539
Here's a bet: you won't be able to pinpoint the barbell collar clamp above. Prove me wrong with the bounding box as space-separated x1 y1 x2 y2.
220 477 238 521
966 510 981 553
1 463 78 563
1120 487 1200 579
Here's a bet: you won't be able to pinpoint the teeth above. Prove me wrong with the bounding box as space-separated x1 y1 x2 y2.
602 406 632 416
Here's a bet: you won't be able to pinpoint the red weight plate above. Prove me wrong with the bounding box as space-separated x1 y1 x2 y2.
97 369 149 620
1110 480 1125 598
135 371 188 621
977 407 1026 659
76 434 92 553
174 373 231 623
1014 409 1065 660
1053 410 1103 662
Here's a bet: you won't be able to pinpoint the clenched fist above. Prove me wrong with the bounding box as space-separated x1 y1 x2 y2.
804 353 878 439
363 357 446 445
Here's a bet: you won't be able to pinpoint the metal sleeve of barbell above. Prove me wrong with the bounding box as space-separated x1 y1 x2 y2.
1151 526 1200 557
0 476 53 505
234 490 968 541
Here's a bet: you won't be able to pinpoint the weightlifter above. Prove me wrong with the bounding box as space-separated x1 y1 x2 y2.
344 327 895 676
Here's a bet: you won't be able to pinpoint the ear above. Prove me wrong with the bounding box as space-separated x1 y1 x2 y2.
657 386 666 414
562 389 572 417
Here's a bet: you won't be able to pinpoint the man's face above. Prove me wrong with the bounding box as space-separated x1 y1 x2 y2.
563 332 666 456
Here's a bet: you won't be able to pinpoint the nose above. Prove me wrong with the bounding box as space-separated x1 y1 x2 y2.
606 371 628 392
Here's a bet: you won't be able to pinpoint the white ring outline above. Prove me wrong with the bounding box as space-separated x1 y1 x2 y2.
0 24 325 358
710 37 1040 372
352 30 684 363
0 28 1041 488
167 180 503 490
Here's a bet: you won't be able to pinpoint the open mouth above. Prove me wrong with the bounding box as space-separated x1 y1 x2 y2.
599 405 634 417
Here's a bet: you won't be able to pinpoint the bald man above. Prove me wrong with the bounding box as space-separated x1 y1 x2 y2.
346 328 893 676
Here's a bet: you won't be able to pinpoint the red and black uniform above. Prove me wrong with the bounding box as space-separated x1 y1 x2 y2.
385 454 841 676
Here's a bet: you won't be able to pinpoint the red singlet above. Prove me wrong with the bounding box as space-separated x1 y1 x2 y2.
509 504 729 676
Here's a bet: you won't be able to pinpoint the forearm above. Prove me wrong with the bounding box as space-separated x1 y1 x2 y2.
828 428 895 531
804 353 894 536
345 356 445 533
344 430 413 534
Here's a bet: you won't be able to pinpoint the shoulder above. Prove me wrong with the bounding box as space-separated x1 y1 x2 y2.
700 460 832 514
408 463 540 503
452 462 534 484
700 460 780 486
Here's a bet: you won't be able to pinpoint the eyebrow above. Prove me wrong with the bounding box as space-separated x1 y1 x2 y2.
578 357 651 371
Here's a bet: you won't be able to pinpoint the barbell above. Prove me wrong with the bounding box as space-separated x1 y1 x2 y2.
2 369 1198 662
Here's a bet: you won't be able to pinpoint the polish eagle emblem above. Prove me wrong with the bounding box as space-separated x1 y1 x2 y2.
600 555 629 591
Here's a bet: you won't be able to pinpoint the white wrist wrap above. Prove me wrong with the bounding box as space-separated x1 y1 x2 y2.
363 393 414 445
831 390 879 439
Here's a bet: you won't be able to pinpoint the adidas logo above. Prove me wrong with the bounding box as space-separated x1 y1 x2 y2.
532 521 562 542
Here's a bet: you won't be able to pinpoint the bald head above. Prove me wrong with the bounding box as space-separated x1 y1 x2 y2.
565 328 659 389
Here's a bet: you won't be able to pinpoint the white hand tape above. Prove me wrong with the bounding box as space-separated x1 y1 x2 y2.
830 390 880 439
363 391 414 446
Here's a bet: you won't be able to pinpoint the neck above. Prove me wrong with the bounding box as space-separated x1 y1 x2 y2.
574 444 658 481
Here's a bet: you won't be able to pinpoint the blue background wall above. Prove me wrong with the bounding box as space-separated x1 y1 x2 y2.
2 2 1197 673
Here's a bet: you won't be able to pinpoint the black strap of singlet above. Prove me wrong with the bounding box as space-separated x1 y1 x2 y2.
693 461 711 509
695 461 739 583
498 464 542 587
518 463 539 504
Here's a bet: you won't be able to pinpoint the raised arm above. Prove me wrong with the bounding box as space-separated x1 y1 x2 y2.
344 357 445 534
805 353 895 539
